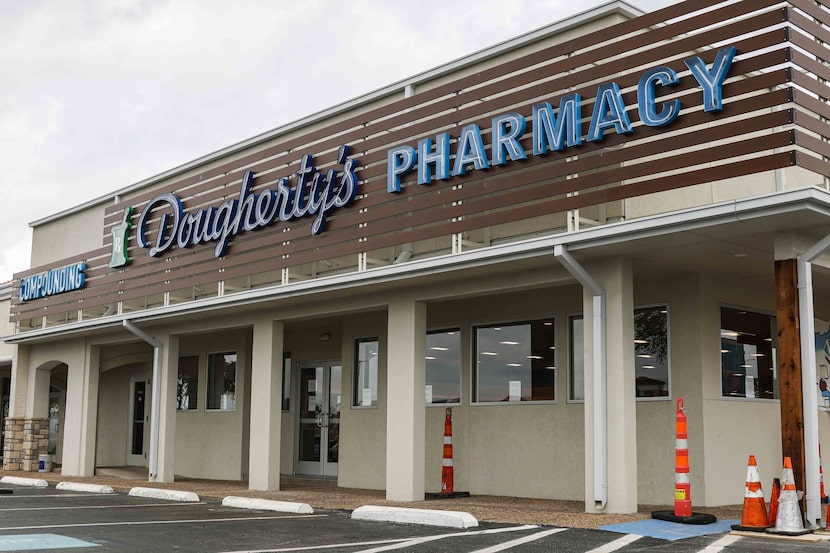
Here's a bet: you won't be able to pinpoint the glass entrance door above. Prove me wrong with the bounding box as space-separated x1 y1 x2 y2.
127 377 151 466
296 362 341 477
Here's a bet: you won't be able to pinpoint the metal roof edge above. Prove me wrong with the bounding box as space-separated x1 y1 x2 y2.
8 185 830 345
30 1 643 229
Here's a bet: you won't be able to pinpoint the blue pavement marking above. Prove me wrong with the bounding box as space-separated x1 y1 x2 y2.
0 533 99 551
599 518 739 541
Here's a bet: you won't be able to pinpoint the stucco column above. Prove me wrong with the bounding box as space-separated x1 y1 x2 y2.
9 345 30 419
62 344 100 476
385 298 426 501
583 257 636 513
152 334 179 483
248 317 284 491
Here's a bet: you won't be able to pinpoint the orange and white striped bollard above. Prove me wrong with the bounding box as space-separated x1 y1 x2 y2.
441 407 454 495
675 398 692 517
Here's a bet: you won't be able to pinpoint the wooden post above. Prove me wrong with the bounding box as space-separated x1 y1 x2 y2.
774 259 806 514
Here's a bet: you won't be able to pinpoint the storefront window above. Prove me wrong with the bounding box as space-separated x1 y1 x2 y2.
353 338 378 407
426 329 461 404
568 306 670 401
721 307 777 399
177 355 199 410
635 306 670 399
207 352 237 410
569 316 584 401
473 319 555 403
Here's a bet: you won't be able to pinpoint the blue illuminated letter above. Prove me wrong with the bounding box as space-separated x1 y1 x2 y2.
587 83 632 142
685 46 736 113
452 124 489 176
418 133 451 185
387 145 417 193
491 113 527 166
637 67 680 127
532 94 582 155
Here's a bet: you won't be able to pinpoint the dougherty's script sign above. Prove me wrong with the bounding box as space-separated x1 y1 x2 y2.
136 145 359 258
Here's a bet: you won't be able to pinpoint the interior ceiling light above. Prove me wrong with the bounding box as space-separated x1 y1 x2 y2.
500 341 519 345
482 352 498 356
634 339 649 344
430 347 449 351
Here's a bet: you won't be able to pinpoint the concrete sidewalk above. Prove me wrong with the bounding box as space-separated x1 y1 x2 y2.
0 468 742 529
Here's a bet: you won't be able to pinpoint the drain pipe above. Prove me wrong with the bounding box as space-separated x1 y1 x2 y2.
554 245 607 509
122 321 162 479
797 233 830 527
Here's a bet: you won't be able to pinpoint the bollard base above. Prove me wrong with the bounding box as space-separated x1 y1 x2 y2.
425 491 471 499
652 510 717 525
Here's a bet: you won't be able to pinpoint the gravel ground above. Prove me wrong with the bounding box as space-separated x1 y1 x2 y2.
0 468 742 529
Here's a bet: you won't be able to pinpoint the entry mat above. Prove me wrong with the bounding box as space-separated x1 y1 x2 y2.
599 518 739 541
0 534 99 551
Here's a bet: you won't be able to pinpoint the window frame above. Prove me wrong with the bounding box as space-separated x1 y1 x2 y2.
176 354 200 411
567 314 584 403
205 350 238 412
425 328 462 407
352 337 380 409
719 304 778 402
471 317 556 405
634 304 672 402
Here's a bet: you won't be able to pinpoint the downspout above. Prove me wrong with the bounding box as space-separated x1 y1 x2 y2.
122 321 162 479
554 244 607 509
797 232 830 528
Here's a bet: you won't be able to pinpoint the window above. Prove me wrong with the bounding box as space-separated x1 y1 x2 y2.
282 353 291 411
177 355 199 410
569 316 584 401
207 352 237 410
635 306 670 399
353 338 378 407
426 329 461 404
721 307 777 399
473 319 555 402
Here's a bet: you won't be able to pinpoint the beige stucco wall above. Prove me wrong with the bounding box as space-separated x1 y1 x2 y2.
174 329 250 480
30 205 106 268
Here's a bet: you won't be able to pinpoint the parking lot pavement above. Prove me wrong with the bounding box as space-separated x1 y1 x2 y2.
1 485 830 552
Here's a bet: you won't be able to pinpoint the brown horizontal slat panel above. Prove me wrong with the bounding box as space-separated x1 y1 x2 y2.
790 31 830 77
789 9 830 44
796 107 830 140
793 88 830 120
90 86 794 297
792 68 830 105
789 0 830 25
796 150 830 177
13 81 793 320
103 2 789 224
796 129 830 159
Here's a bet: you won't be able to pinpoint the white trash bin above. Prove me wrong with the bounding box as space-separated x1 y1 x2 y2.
38 454 52 473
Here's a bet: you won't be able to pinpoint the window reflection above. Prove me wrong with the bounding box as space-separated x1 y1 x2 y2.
426 330 461 404
720 307 777 399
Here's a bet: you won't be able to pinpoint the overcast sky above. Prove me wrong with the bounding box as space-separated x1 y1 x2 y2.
0 0 675 283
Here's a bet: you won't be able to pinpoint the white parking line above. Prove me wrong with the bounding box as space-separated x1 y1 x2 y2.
698 534 741 552
220 525 542 553
468 528 567 552
0 502 207 511
586 534 642 553
0 513 324 531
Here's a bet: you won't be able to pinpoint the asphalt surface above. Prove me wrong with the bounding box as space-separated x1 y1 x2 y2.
0 485 828 552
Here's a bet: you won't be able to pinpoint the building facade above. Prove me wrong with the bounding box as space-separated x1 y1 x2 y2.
4 0 830 518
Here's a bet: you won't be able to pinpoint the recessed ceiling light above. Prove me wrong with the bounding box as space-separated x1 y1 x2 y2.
430 347 449 351
425 356 436 360
507 363 522 367
733 253 748 258
482 352 498 356
500 341 519 345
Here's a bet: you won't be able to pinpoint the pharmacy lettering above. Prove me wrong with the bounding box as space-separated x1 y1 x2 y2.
137 145 359 258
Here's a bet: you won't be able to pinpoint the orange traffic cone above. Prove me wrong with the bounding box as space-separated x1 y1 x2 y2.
731 455 770 532
441 407 454 495
821 445 828 528
767 457 812 536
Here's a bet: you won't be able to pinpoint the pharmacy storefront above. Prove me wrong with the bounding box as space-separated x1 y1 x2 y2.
5 0 830 519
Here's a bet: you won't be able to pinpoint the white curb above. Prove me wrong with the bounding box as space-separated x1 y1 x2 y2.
351 505 479 528
128 487 200 502
56 482 114 494
0 476 49 488
222 496 313 514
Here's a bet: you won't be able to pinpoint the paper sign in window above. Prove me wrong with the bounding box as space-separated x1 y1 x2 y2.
509 380 522 402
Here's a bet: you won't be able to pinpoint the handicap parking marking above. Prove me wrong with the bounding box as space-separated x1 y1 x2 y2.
0 533 99 551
